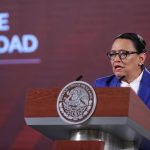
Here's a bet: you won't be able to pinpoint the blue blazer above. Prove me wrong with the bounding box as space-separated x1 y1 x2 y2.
94 68 150 109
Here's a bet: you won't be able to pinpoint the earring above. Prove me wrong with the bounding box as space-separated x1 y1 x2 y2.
138 63 143 66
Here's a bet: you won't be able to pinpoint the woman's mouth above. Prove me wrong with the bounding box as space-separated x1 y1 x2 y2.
114 65 124 72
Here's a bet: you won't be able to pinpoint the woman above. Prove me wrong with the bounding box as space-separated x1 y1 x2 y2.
94 33 150 109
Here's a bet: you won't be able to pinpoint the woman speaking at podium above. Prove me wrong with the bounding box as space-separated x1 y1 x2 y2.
94 33 150 109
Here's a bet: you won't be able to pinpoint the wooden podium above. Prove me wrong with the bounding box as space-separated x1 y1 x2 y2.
24 87 150 150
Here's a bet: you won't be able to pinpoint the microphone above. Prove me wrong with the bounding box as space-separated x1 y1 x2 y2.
116 75 125 87
75 75 83 81
119 75 125 82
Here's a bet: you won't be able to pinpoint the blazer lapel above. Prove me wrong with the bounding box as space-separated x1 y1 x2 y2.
138 68 150 104
111 77 121 87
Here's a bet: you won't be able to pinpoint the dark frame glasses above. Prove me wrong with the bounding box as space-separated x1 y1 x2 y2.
107 50 138 60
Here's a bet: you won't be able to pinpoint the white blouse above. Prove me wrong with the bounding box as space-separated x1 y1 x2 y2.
120 71 143 94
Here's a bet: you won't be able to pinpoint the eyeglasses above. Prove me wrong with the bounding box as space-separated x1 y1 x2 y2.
107 50 138 60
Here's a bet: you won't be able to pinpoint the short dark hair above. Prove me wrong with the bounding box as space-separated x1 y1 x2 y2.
115 33 146 53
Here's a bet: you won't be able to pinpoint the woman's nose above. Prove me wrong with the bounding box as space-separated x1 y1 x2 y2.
113 54 121 61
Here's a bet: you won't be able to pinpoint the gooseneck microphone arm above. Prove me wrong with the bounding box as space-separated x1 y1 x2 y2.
75 75 83 81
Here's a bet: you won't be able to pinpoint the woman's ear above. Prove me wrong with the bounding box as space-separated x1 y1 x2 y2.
139 53 146 65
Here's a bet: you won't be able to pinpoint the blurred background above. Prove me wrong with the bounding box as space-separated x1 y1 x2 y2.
0 0 150 149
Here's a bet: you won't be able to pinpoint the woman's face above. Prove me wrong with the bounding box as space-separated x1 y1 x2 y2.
110 39 146 83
